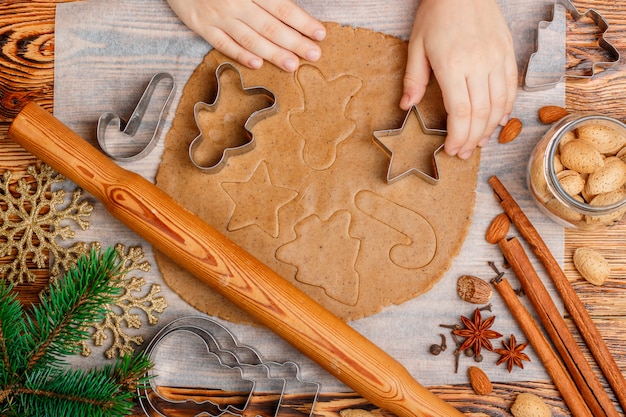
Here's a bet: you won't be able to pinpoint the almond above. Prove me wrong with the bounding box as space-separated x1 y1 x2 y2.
457 275 492 304
485 213 510 243
499 117 522 144
467 366 492 395
538 105 569 124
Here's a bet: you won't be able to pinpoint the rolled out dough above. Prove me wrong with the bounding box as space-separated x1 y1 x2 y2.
155 22 480 325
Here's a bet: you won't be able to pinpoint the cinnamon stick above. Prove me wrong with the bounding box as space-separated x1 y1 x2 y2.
489 175 626 411
491 275 592 417
499 237 619 417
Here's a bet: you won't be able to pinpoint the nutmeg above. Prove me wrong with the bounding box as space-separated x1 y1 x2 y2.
457 275 492 304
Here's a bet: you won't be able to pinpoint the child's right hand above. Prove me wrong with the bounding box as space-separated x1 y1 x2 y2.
166 0 326 72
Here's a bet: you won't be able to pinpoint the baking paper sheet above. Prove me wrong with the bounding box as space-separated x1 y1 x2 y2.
54 0 565 389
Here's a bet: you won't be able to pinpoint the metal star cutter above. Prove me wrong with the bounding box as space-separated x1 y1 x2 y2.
373 105 446 184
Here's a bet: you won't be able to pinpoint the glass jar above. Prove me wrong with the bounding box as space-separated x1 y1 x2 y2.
527 113 626 230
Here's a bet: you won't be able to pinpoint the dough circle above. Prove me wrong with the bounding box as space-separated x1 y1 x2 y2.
155 23 479 325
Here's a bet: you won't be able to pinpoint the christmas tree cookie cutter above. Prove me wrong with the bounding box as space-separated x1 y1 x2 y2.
373 105 446 184
138 316 320 417
97 72 175 161
524 0 620 91
189 62 278 174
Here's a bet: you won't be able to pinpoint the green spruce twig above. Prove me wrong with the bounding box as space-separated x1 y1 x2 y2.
0 247 153 417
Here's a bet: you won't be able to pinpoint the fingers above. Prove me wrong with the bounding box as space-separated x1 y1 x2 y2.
437 71 472 158
435 55 517 159
239 3 324 71
166 0 326 73
256 0 327 43
400 42 431 111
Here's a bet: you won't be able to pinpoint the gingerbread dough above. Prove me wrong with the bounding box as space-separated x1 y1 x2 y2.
155 23 480 324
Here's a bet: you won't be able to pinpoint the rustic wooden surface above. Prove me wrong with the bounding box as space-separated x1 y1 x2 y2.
1 1 625 416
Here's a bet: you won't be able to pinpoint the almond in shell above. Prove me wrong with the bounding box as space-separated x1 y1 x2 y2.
559 139 605 174
468 366 492 395
557 170 585 196
573 247 610 286
510 393 551 417
457 275 492 304
577 123 626 155
586 189 626 225
558 130 577 154
340 410 376 417
585 156 626 196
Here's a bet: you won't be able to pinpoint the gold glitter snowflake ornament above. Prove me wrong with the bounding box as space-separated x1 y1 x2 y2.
0 164 93 284
81 243 168 358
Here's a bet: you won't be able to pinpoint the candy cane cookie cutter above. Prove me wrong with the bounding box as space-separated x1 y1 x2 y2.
97 72 175 161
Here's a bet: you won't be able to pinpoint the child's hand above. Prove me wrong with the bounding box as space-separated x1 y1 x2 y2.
167 0 326 72
401 0 518 159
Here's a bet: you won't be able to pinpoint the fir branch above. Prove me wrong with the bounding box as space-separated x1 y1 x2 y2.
18 367 136 417
0 246 153 417
106 352 153 392
23 247 122 371
0 281 26 386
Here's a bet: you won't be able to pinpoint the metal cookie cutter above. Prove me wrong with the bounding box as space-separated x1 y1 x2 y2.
97 72 175 161
524 0 620 91
138 316 320 417
373 105 445 185
189 62 278 174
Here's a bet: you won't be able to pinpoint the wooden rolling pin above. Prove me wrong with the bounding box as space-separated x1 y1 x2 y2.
8 101 463 417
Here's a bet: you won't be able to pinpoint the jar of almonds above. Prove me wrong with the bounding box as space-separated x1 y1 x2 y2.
528 113 626 229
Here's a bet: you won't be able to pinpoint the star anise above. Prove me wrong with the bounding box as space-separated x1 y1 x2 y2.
494 334 531 373
453 308 503 357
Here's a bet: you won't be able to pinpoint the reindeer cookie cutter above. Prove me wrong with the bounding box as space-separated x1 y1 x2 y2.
524 0 620 91
189 62 278 174
138 316 320 417
97 72 175 161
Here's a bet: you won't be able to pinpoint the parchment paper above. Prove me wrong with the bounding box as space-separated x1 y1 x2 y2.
54 0 565 388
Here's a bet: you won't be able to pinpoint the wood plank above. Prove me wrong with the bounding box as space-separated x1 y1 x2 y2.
1 1 626 416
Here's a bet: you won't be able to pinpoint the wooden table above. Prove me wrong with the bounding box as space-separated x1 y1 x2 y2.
1 1 624 416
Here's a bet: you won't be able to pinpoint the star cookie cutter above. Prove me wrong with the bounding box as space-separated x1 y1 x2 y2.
524 0 620 91
97 72 175 162
138 316 320 417
373 105 446 185
189 62 278 174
